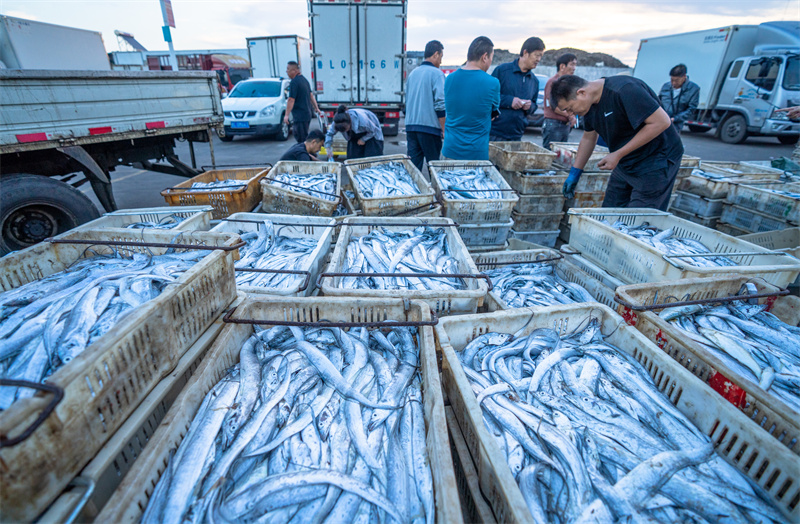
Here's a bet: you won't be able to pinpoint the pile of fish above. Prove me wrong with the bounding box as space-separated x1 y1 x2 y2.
233 220 320 290
339 226 465 291
125 215 188 230
758 186 800 199
485 263 594 308
142 323 434 524
457 320 786 523
272 172 337 202
609 221 738 267
186 179 247 191
0 250 204 409
437 168 504 199
691 168 742 179
659 289 800 411
355 162 420 198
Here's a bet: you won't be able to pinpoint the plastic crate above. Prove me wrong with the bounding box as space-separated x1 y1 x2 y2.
727 181 800 224
566 190 605 210
508 228 559 247
344 154 436 216
671 190 725 217
429 160 519 224
436 303 800 523
676 171 785 199
473 248 617 310
320 217 489 316
0 229 239 521
260 161 342 217
161 167 270 219
702 161 785 177
739 227 800 259
549 141 608 171
564 251 626 291
511 210 563 231
715 221 747 237
567 208 800 287
500 168 567 195
721 203 794 233
98 296 462 524
73 206 213 232
489 141 556 171
467 241 508 254
669 207 720 229
515 193 565 214
210 213 335 296
457 218 513 246
681 154 701 168
615 276 800 457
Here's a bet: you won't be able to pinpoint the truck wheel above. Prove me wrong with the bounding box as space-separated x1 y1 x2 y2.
778 135 798 145
276 115 290 141
0 174 101 255
219 135 234 142
687 124 709 134
719 114 748 144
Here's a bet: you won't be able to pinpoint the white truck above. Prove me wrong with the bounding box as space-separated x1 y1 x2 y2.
247 35 312 78
633 21 800 144
0 16 223 255
308 0 406 136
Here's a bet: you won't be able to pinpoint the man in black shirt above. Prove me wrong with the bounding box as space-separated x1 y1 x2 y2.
551 75 684 211
279 129 325 161
284 61 320 143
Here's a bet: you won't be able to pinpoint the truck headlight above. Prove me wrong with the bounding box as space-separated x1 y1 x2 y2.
260 105 276 117
772 109 789 121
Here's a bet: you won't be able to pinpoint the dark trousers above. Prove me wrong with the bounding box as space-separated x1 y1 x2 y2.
542 118 571 151
292 120 310 143
602 156 681 211
347 138 384 160
407 131 442 171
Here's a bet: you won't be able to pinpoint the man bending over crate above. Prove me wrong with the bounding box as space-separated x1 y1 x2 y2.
550 75 684 211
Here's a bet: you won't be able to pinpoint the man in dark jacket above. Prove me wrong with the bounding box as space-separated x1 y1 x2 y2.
489 37 545 141
279 129 325 161
659 64 700 132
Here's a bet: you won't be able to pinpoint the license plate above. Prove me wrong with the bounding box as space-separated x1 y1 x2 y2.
231 121 250 129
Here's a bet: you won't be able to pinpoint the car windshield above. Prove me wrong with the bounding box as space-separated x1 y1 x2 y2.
783 55 799 91
229 81 281 98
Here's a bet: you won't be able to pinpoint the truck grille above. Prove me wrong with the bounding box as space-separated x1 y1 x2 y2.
224 111 256 118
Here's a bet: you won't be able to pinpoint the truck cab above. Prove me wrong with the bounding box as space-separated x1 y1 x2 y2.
220 77 291 141
716 51 799 144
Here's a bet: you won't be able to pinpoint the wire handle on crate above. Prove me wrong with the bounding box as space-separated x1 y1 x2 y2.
47 238 247 252
317 271 493 291
233 268 311 292
222 218 337 228
475 253 564 267
0 379 64 448
343 155 412 168
613 288 790 312
384 201 442 218
200 163 273 171
263 176 342 203
222 305 439 328
58 476 96 524
662 250 795 269
163 183 249 192
337 221 460 228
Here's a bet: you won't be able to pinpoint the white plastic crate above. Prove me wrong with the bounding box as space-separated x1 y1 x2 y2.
702 161 785 177
549 141 608 171
511 210 563 231
260 161 342 217
567 208 800 287
428 160 519 224
508 228 559 247
489 141 555 171
344 154 436 216
210 213 335 296
515 193 565 214
73 206 213 232
739 227 800 259
457 218 513 246
563 251 626 291
669 207 720 229
721 203 794 234
676 171 785 199
727 181 800 224
670 190 725 217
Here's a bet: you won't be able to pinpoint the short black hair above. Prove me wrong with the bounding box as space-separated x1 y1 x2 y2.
550 74 588 108
670 64 687 77
306 129 325 142
556 53 578 69
333 105 351 132
467 36 494 62
424 40 444 59
520 37 545 56
287 61 299 68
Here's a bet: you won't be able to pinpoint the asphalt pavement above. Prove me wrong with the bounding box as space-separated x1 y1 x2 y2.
84 120 797 212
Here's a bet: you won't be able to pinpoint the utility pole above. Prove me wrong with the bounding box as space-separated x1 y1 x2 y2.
159 0 178 70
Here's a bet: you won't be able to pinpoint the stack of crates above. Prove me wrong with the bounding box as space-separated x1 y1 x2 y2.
718 179 800 236
489 141 561 246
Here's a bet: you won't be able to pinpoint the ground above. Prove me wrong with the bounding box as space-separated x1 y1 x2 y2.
84 121 797 211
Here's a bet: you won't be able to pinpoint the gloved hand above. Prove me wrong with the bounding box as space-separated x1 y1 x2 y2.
563 167 583 199
327 151 333 162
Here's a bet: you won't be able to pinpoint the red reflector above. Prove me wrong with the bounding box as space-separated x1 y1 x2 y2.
89 126 113 135
16 132 48 143
146 121 166 130
385 112 399 118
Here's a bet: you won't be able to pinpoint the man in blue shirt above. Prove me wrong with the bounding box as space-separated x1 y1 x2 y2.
405 40 446 171
490 37 545 142
441 36 500 161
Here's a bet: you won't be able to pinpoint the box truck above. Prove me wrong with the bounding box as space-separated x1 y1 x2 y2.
308 0 406 136
633 21 799 144
247 35 312 78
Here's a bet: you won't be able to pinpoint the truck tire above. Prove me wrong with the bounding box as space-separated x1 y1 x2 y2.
687 124 709 134
219 134 234 142
778 135 798 145
719 114 748 144
276 114 290 141
1 174 101 255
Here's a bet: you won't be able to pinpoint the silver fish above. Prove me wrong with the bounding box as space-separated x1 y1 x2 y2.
272 172 337 202
484 263 595 308
355 162 420 198
437 167 504 200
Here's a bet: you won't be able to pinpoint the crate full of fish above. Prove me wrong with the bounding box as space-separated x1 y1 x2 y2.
97 296 462 524
319 217 490 316
727 181 800 224
720 203 795 234
515 193 565 214
210 213 335 296
344 155 436 217
260 161 343 217
676 168 786 200
428 160 519 224
702 161 785 178
670 190 725 217
508 228 560 248
489 141 556 172
548 141 609 171
457 218 514 247
669 207 720 229
73 206 214 233
615 275 800 457
161 166 271 220
473 248 617 310
0 228 240 521
566 208 800 287
436 303 798 523
511 210 563 232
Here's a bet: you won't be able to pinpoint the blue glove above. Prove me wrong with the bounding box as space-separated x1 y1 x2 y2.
563 167 583 199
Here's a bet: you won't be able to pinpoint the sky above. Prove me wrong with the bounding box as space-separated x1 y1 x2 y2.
2 0 799 67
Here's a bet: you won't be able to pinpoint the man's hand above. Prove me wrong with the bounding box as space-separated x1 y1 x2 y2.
327 151 333 161
597 152 622 171
776 106 800 120
357 139 366 146
511 97 525 110
522 100 532 111
283 115 290 125
568 115 577 127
